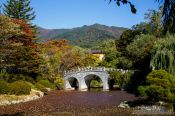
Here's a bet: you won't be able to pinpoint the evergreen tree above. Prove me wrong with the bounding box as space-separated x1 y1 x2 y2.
0 15 42 82
3 0 35 22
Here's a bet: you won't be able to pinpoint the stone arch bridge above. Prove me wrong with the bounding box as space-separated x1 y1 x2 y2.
63 67 128 91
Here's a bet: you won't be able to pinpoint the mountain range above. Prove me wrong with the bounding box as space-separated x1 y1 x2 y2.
38 24 127 48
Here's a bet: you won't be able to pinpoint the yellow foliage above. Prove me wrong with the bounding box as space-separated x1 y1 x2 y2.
0 15 22 40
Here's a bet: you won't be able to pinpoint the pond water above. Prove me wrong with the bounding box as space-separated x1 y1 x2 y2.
88 87 103 91
0 90 138 115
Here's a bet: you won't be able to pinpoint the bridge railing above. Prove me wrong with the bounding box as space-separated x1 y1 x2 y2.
63 67 129 76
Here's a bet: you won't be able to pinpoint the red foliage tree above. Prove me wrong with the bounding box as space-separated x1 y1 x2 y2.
0 18 43 82
11 19 35 46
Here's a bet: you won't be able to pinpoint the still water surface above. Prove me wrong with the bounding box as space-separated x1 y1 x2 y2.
0 89 138 115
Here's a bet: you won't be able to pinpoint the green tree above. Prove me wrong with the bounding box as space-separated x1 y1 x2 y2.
115 29 141 55
114 29 141 69
132 9 163 37
109 70 132 90
126 34 156 63
151 35 175 75
138 70 175 102
93 39 116 53
0 15 21 41
83 54 100 67
38 40 69 82
3 0 35 22
144 9 162 36
0 16 21 68
60 49 84 71
93 39 119 68
0 15 42 82
118 35 156 91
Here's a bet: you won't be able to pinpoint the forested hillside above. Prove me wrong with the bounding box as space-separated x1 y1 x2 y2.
38 24 126 48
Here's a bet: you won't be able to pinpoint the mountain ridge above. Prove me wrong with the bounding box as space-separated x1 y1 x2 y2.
38 24 127 48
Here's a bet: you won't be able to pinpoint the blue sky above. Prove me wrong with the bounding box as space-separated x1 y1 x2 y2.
1 0 159 29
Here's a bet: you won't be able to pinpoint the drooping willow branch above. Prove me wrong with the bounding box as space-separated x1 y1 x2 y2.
151 35 175 75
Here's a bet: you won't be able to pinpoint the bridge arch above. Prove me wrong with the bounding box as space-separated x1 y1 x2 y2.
64 76 80 90
64 68 110 90
83 72 109 90
84 74 103 89
67 77 79 89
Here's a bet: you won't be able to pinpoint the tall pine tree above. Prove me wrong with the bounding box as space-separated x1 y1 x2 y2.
3 0 35 22
2 1 42 82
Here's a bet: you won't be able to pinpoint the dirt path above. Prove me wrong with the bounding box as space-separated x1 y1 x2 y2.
0 90 138 116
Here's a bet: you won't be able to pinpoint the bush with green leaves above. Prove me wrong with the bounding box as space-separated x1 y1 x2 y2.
36 80 55 90
109 70 132 90
138 70 175 102
0 69 9 80
137 86 148 97
6 74 35 83
116 57 133 69
35 83 45 91
0 80 10 94
54 77 64 90
90 80 101 88
9 80 31 95
109 71 122 88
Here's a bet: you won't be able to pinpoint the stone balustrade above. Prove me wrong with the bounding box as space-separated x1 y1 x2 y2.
63 67 129 76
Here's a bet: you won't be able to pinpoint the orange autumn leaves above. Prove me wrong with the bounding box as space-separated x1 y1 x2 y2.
39 39 100 71
12 19 35 46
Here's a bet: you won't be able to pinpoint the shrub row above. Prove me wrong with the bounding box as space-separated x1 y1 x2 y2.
0 79 61 95
0 80 31 95
35 79 55 91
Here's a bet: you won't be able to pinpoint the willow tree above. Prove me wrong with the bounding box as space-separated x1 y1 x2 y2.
151 35 175 75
